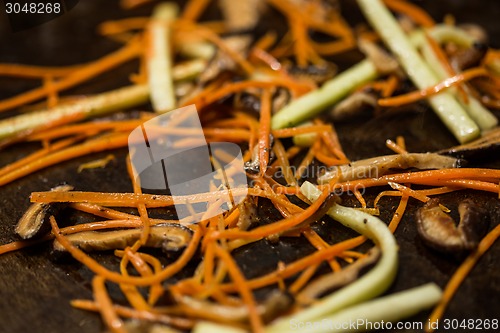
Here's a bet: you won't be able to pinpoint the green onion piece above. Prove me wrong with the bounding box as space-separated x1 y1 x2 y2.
271 59 378 129
288 283 442 333
267 181 398 331
0 84 149 141
147 2 179 113
428 24 476 48
357 0 480 143
171 58 207 82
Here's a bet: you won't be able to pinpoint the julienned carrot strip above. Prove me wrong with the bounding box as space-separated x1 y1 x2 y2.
0 39 141 113
220 235 366 292
49 216 202 286
424 33 469 103
120 0 154 10
378 67 489 107
381 74 399 98
98 17 149 36
302 228 341 272
383 0 435 27
181 0 212 21
289 264 320 294
123 248 164 305
387 194 409 233
0 63 83 79
0 133 130 187
209 183 334 241
374 186 458 208
425 223 500 333
213 245 264 333
28 120 145 141
70 203 140 220
259 89 272 176
0 236 51 255
70 299 194 329
182 78 310 109
387 182 431 203
385 138 408 154
0 136 82 177
32 187 297 208
92 276 127 333
118 252 151 311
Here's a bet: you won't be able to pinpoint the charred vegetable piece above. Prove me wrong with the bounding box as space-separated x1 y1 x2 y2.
318 153 459 184
53 224 192 252
416 198 489 253
15 184 73 239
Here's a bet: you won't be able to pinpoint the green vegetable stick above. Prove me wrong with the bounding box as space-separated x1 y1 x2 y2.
147 2 179 113
413 30 498 131
288 283 442 333
271 59 378 129
267 181 398 332
357 0 479 143
0 84 149 141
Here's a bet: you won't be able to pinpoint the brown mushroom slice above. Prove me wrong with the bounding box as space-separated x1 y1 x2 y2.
358 38 400 75
329 91 377 121
296 247 380 306
15 184 74 239
416 199 489 253
53 224 192 252
317 153 459 184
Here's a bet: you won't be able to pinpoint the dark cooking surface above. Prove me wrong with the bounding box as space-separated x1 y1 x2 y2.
1 1 500 332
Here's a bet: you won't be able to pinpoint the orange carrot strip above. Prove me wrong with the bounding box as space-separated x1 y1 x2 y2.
181 0 212 21
0 39 141 113
92 276 127 333
387 194 409 233
0 136 82 177
425 33 468 103
289 264 320 294
302 228 341 272
0 133 130 186
383 0 435 28
71 299 194 329
387 182 430 203
98 17 149 36
220 235 366 292
272 125 332 138
0 63 82 79
213 245 264 333
378 67 488 107
426 223 500 332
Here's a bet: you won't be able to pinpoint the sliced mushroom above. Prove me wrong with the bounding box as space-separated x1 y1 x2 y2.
15 184 74 239
296 247 380 306
53 224 192 252
237 196 259 231
198 35 252 85
358 38 400 75
244 134 274 174
287 62 337 85
450 41 488 72
329 91 378 121
438 126 500 160
416 199 489 253
318 153 460 184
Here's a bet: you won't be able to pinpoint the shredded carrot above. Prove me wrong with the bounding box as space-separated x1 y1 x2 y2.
181 0 212 21
426 223 500 332
0 39 142 113
213 245 264 333
92 275 127 333
378 67 489 107
383 0 435 27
